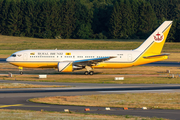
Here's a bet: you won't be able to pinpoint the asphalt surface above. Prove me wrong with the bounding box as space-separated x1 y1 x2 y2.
0 58 6 62
0 80 180 120
1 59 180 119
143 61 180 66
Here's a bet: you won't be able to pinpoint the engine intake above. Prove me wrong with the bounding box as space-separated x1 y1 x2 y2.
58 62 73 72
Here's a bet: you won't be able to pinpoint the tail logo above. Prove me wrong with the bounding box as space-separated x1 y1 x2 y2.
154 32 164 43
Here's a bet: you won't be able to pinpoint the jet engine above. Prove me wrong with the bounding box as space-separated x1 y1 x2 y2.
58 62 73 72
58 62 84 72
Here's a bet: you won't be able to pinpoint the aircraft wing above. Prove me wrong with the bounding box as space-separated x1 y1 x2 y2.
73 56 115 66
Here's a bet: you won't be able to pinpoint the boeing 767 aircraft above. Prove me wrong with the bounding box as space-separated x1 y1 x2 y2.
6 21 172 75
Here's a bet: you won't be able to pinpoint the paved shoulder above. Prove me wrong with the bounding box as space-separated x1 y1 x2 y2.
0 58 6 62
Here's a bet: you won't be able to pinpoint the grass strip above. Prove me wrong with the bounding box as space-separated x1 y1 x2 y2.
0 35 180 52
30 93 180 110
1 63 180 84
0 83 68 89
1 75 180 84
0 109 167 120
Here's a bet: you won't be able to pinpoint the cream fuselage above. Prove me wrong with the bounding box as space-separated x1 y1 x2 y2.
6 49 143 68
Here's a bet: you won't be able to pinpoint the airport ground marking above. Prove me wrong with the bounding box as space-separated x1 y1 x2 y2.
0 104 23 108
21 105 50 108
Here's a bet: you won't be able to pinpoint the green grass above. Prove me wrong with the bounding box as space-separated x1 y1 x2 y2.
0 83 68 89
30 93 180 110
0 109 167 120
2 75 180 84
0 35 180 52
0 50 19 55
1 63 180 84
1 35 180 59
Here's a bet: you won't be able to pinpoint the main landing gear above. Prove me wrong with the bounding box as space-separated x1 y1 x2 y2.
84 71 94 75
84 66 94 75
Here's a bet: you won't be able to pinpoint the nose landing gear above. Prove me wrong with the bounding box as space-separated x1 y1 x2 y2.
18 67 23 75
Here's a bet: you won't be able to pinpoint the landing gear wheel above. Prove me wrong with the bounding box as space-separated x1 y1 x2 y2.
20 71 23 75
84 71 89 75
89 71 94 75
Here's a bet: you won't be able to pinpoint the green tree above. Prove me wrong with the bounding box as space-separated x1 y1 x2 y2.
174 19 180 42
120 0 134 38
1 0 11 35
77 23 93 39
72 0 93 38
129 0 139 38
0 0 4 33
138 0 157 38
109 1 122 39
92 2 113 38
22 0 36 37
60 0 76 39
7 0 24 36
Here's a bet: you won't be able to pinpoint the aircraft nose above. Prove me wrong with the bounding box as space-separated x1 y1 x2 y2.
6 57 11 62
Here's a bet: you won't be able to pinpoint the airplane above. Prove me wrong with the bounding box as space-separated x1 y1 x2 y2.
6 21 172 75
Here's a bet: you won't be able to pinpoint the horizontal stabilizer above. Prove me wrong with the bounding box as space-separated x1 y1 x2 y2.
143 53 170 59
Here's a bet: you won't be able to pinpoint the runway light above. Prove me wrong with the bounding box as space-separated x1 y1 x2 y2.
142 107 147 110
41 109 44 112
64 109 69 112
114 77 124 80
8 72 12 77
105 107 110 110
167 70 170 73
123 107 128 110
39 75 47 79
84 108 90 111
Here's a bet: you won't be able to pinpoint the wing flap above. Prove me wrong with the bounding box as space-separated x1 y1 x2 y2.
73 56 116 66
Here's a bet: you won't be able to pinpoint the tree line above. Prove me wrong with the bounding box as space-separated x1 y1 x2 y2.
0 0 179 42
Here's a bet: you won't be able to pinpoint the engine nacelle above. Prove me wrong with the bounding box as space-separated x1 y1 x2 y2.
58 62 73 72
73 66 84 70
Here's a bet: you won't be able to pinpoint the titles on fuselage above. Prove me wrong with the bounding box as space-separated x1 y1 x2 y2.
37 52 63 56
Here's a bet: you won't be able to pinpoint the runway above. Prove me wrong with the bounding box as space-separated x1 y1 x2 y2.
0 80 180 120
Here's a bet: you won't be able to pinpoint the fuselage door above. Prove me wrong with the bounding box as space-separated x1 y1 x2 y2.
23 53 28 60
128 54 132 61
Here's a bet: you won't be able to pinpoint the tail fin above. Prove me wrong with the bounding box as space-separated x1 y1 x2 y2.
135 21 172 55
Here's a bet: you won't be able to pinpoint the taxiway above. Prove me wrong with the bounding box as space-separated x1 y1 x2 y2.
0 80 180 120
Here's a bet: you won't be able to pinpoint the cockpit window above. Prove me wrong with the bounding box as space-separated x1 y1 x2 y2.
11 54 16 57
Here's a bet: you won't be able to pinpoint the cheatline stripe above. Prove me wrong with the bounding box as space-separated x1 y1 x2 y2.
133 41 154 62
94 40 153 63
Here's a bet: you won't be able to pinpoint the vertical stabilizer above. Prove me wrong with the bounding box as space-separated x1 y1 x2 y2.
135 21 172 55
